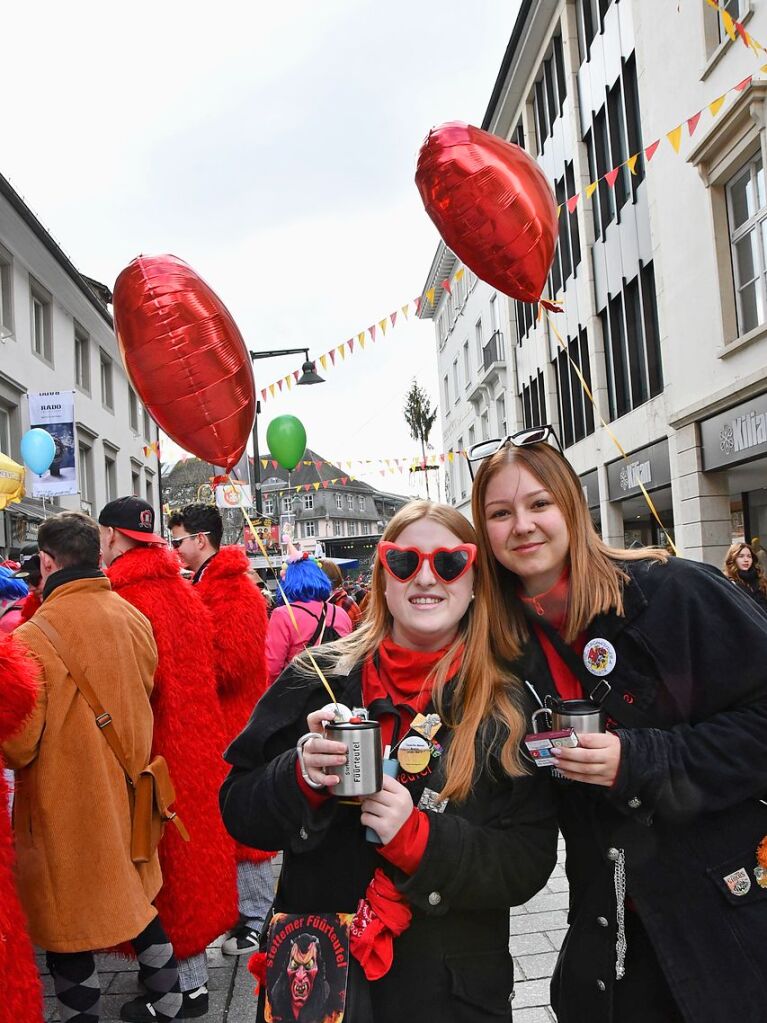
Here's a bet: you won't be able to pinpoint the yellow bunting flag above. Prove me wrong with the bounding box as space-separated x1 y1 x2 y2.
557 204 563 218
626 154 639 175
401 304 410 319
709 95 726 117
586 181 599 199
313 482 320 491
269 384 276 398
666 125 683 153
285 375 292 390
337 345 346 360
425 287 436 306
320 354 328 371
379 318 388 335
358 331 365 347
454 268 465 282
722 10 736 42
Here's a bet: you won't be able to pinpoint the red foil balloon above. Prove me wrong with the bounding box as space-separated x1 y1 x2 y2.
113 255 255 471
415 122 558 304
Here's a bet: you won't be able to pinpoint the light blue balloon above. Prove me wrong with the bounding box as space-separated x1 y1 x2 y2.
21 428 56 476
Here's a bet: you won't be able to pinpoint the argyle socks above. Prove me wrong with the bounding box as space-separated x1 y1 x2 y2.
46 950 101 1023
132 916 182 1020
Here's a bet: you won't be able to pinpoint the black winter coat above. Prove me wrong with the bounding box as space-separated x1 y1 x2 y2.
512 557 767 1023
220 659 558 1022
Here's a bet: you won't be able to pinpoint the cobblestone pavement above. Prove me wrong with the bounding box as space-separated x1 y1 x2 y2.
38 842 567 1021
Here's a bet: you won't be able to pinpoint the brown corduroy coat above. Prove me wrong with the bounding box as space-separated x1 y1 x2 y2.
2 575 162 953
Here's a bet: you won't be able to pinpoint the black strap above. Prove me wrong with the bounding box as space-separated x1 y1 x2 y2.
525 609 612 706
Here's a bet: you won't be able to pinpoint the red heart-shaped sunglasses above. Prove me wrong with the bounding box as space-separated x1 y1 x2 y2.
378 541 477 584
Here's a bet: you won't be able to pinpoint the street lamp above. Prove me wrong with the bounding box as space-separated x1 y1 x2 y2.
249 348 325 515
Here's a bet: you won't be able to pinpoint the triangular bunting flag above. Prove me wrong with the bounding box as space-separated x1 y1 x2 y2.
586 180 598 199
261 459 268 469
271 460 278 469
557 204 563 218
293 370 299 382
320 354 328 371
348 338 354 353
626 154 639 175
604 167 621 189
359 335 365 350
329 349 336 366
269 383 276 398
734 75 752 92
313 482 320 491
734 20 749 47
687 112 701 137
285 375 293 390
314 461 323 471
448 452 454 463
390 311 397 328
454 268 465 282
277 379 283 391
337 345 346 360
709 95 726 117
401 304 410 319
440 278 452 293
645 139 661 162
566 193 580 214
666 125 683 153
322 480 329 489
414 297 422 316
261 388 267 402
368 325 376 342
379 318 387 335
340 477 348 485
722 10 736 42
425 288 435 306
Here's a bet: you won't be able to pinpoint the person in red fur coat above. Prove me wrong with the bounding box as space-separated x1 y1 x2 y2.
168 503 274 957
0 635 44 1023
99 497 238 1018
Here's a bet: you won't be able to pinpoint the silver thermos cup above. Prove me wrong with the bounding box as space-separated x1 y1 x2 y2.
532 699 606 734
323 719 383 797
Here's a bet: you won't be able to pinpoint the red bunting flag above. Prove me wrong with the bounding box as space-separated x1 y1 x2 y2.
390 311 397 328
604 167 620 189
329 349 336 365
687 112 702 136
293 370 299 383
348 337 354 353
735 20 749 46
566 193 580 214
441 279 452 293
322 480 329 489
271 460 278 469
368 324 376 342
277 379 283 391
735 75 752 92
645 140 660 162
414 297 422 316
340 477 348 485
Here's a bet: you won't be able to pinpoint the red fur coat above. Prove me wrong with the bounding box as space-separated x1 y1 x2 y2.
107 546 238 958
0 636 43 1022
193 546 272 863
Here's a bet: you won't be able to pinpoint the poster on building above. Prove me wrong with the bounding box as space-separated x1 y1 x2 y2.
26 391 78 498
215 479 253 509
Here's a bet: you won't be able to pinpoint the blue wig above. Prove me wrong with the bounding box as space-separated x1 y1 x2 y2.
0 565 28 601
276 556 331 605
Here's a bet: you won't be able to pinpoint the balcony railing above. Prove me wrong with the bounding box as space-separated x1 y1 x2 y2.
482 330 504 371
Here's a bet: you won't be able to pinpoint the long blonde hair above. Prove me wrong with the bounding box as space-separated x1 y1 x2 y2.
470 443 668 658
296 500 529 800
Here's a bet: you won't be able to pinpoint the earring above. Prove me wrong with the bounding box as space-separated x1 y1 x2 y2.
470 592 475 600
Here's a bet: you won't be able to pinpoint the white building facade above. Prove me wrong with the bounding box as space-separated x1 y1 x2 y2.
423 0 767 566
0 174 160 554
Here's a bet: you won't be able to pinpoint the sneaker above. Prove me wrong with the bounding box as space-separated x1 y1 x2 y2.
221 923 260 956
178 985 209 1019
119 997 177 1022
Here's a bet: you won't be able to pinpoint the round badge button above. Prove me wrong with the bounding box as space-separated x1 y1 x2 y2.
583 638 617 677
397 735 432 774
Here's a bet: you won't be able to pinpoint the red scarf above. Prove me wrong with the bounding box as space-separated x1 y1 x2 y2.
519 569 585 701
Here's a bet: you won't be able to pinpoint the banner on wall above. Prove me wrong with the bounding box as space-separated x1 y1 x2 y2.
26 390 78 498
215 479 253 509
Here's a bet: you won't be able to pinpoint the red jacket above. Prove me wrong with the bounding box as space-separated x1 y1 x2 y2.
0 636 44 1022
193 545 271 863
107 546 238 958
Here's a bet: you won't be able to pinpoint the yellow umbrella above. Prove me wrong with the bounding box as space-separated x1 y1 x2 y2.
0 452 25 510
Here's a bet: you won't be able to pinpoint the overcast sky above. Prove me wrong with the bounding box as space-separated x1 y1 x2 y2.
4 0 517 495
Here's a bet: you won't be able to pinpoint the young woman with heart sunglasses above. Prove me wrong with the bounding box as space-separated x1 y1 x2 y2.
221 500 557 1022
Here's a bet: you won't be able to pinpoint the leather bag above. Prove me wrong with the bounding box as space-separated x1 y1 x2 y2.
29 616 189 863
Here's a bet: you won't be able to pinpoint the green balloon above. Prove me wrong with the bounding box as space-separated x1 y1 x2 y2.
266 415 307 471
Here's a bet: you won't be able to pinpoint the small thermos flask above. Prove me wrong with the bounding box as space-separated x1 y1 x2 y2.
323 718 383 797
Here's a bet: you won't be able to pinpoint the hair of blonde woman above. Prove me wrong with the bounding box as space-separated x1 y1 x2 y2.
470 443 669 660
294 499 529 801
723 542 767 596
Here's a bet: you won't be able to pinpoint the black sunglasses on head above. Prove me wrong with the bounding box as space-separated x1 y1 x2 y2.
466 425 564 480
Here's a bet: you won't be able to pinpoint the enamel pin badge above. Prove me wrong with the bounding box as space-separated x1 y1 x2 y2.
583 638 617 677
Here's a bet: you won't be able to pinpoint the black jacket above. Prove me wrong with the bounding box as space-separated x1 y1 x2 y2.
220 659 558 1022
513 557 767 1023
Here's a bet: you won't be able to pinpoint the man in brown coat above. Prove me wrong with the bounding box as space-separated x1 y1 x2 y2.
2 512 182 1023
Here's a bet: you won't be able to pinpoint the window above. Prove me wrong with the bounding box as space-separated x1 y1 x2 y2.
521 370 548 429
347 494 354 511
304 520 316 538
443 374 450 410
554 327 596 447
600 262 663 420
30 281 52 363
302 493 314 511
496 395 507 436
78 439 94 506
515 299 537 344
457 435 467 497
263 496 275 515
462 340 471 387
335 492 343 510
129 386 139 432
513 120 525 150
131 461 142 497
437 311 448 347
100 351 114 410
348 521 357 537
145 471 154 507
474 318 483 363
585 55 644 242
0 249 13 336
0 406 10 455
104 446 118 502
532 34 567 153
719 0 742 43
480 411 490 441
358 495 365 512
452 358 460 402
576 0 614 64
74 326 90 392
282 496 292 513
143 408 151 442
727 155 767 335
334 519 345 536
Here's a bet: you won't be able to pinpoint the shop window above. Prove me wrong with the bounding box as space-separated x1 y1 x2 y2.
555 327 595 447
726 155 767 336
521 370 547 430
600 261 663 421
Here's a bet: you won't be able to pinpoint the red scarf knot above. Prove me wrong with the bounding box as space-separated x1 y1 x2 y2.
349 868 412 980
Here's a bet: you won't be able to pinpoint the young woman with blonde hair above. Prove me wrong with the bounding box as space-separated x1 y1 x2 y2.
220 500 557 1021
470 427 767 1023
722 541 767 616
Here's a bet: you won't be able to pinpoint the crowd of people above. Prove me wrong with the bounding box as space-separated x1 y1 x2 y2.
1 428 766 1023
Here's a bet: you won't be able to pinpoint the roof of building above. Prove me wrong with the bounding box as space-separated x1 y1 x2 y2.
0 171 113 327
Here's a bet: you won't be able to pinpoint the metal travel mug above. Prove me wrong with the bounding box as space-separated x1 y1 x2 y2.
532 699 606 734
324 719 383 797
